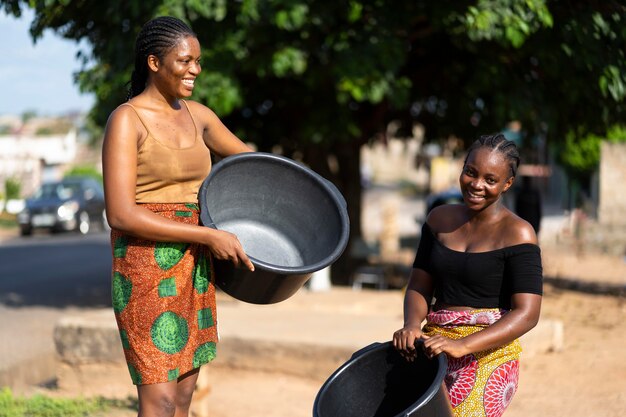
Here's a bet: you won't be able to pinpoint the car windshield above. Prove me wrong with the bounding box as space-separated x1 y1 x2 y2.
34 183 81 200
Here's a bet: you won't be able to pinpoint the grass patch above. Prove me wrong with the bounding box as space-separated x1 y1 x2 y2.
0 387 134 417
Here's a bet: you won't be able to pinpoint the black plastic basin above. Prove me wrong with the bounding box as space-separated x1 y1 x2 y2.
313 342 452 417
198 152 350 304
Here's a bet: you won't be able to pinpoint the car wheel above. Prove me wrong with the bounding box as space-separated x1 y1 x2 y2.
20 226 32 236
78 211 90 235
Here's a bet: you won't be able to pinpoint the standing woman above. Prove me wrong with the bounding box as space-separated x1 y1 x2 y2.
393 134 542 417
102 16 254 417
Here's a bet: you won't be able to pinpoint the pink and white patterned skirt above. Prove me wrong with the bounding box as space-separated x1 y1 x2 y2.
423 309 522 417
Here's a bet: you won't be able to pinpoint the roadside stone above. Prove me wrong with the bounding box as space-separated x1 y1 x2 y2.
53 311 123 364
53 310 133 399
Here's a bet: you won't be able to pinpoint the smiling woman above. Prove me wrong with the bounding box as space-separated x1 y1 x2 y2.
0 10 94 116
101 15 256 417
393 133 542 417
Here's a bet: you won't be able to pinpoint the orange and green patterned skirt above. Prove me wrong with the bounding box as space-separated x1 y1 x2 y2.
423 309 522 417
110 203 217 385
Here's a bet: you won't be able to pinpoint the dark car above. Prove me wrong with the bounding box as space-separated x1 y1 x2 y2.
17 177 107 236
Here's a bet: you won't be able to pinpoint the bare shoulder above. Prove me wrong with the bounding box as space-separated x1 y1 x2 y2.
106 103 135 126
103 103 144 144
504 212 538 246
426 204 466 232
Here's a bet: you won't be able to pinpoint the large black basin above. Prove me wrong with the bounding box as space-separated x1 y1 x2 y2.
198 152 350 304
313 342 452 417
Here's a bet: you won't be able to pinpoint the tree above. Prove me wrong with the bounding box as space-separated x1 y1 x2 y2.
4 0 625 281
558 124 626 208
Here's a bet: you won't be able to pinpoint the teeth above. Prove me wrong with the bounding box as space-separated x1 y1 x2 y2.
183 79 194 86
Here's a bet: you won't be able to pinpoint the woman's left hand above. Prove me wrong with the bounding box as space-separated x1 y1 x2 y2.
421 334 469 359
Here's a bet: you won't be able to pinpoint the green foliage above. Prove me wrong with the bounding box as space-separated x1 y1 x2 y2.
4 0 626 256
272 47 308 77
559 125 626 178
157 0 228 21
64 165 103 183
6 0 624 147
274 3 309 30
4 178 21 200
451 0 553 47
0 387 109 417
193 71 243 116
600 64 626 101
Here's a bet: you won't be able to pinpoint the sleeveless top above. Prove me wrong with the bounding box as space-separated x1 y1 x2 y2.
413 223 543 309
121 101 212 204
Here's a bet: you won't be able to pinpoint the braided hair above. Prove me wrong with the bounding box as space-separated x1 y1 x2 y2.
464 133 521 178
127 16 196 100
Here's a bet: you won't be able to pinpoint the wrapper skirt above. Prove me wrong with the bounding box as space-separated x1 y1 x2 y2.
110 203 218 385
423 309 522 417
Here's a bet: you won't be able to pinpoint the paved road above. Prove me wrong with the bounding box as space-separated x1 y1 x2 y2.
0 231 112 308
0 230 114 389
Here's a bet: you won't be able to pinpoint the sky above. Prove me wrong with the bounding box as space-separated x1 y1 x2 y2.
0 9 95 116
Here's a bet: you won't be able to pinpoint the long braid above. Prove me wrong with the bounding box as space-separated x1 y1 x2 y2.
126 16 196 100
464 133 521 178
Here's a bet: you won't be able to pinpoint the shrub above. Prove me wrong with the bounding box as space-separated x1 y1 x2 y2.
0 387 109 417
64 165 103 183
4 178 21 201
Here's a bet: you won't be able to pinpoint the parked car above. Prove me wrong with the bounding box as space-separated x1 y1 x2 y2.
17 177 107 236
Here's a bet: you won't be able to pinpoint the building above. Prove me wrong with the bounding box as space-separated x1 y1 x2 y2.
0 115 90 201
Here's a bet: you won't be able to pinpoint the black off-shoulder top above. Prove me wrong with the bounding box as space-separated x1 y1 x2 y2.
412 223 543 309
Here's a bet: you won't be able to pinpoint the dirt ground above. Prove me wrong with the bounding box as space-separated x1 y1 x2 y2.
97 249 626 417
208 285 626 417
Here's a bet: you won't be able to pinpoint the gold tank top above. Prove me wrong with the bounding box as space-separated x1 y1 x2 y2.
122 101 212 203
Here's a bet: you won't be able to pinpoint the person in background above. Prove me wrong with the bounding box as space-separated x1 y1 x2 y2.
514 175 542 235
392 134 542 417
102 16 254 417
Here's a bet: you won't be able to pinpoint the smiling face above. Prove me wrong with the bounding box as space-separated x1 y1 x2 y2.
148 35 201 99
459 147 515 211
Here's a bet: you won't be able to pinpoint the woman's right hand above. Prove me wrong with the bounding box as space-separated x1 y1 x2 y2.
206 229 255 271
393 324 423 362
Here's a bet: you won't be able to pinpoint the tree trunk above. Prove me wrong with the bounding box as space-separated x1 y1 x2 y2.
301 141 363 286
329 140 364 286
